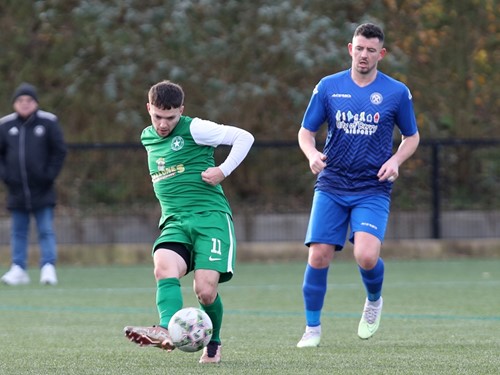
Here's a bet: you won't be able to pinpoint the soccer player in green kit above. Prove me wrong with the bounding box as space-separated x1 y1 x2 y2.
124 80 254 363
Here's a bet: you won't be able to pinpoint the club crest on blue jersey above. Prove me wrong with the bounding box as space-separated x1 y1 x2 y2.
370 92 383 105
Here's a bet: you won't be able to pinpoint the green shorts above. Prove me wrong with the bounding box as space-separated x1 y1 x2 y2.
152 211 236 283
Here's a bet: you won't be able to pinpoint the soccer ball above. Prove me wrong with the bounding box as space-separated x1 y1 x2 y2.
168 307 213 352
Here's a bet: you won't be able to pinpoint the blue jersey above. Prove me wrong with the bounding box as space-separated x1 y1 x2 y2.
302 69 418 196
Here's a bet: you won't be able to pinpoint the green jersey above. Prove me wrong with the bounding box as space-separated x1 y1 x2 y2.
141 115 232 229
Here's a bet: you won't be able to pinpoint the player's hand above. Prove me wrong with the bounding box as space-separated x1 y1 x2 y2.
201 167 225 186
309 151 327 175
378 159 399 182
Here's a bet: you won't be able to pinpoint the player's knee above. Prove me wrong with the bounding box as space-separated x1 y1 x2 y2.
355 254 378 270
308 245 334 268
195 287 217 305
153 266 166 281
153 263 181 281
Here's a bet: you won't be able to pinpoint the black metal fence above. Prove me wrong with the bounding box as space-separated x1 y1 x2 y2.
0 139 498 243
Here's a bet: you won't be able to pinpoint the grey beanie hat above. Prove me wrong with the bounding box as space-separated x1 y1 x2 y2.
12 82 38 103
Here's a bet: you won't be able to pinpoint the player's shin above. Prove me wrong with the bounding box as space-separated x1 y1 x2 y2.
303 264 329 326
200 293 223 343
359 258 384 301
157 277 184 327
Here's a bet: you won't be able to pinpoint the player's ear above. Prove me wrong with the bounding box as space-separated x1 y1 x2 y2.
347 43 353 56
379 48 387 60
179 105 184 114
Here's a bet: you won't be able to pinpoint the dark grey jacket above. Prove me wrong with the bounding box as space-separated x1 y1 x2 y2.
0 110 67 211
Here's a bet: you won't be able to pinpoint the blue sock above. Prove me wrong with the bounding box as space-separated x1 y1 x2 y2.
302 264 329 327
359 258 384 302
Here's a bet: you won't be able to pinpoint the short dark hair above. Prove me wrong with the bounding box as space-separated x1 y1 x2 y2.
148 80 184 110
353 23 384 43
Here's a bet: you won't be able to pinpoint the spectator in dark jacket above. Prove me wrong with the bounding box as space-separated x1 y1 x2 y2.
0 83 67 285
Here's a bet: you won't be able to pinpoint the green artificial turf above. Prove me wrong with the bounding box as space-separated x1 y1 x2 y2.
1 259 499 374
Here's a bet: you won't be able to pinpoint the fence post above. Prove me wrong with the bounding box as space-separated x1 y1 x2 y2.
431 143 441 239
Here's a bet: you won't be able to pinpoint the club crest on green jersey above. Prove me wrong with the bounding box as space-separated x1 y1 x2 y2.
171 136 184 151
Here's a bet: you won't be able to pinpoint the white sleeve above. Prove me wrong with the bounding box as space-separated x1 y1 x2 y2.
191 118 254 177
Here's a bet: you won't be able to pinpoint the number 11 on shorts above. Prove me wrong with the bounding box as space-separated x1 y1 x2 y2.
211 238 222 256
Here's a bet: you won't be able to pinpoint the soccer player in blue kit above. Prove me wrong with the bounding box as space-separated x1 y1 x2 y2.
297 23 420 347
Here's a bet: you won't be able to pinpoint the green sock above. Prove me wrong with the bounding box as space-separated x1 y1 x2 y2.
157 278 183 328
200 294 223 344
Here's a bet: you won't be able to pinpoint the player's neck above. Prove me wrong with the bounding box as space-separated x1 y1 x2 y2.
350 69 378 87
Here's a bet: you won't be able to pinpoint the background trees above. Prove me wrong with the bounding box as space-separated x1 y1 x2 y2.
0 0 498 214
1 0 498 142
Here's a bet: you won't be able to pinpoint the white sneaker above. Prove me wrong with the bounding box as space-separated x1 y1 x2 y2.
40 264 58 285
358 297 383 339
296 326 321 348
1 264 30 285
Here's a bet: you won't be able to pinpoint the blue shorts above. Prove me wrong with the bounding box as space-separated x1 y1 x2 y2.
305 190 391 250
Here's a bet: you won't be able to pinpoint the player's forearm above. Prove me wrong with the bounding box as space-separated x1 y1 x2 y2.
393 132 420 166
298 127 318 160
218 129 254 177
